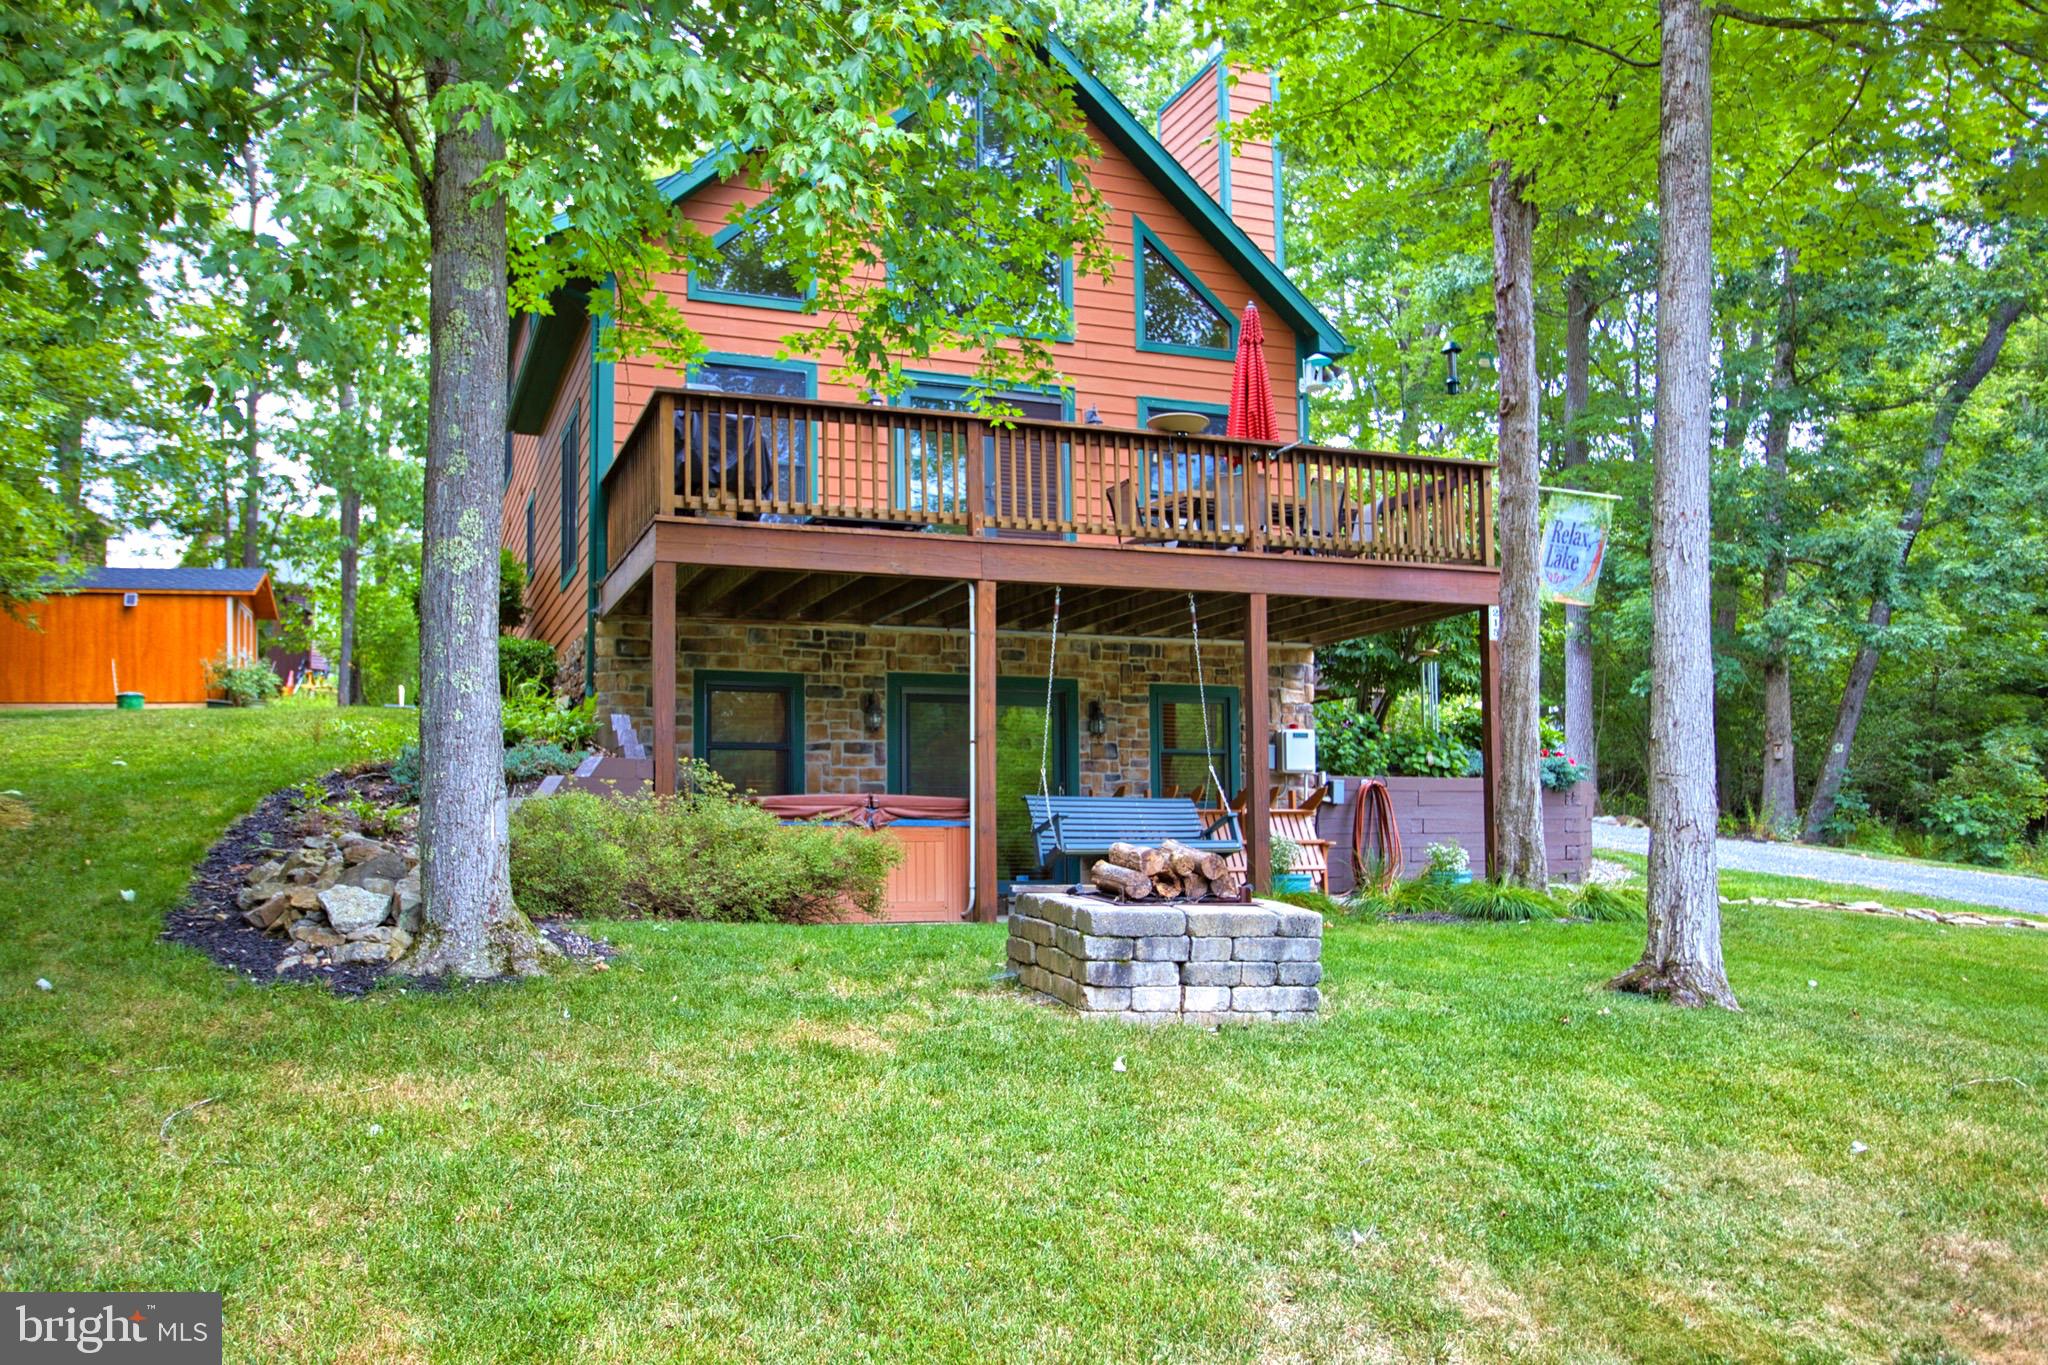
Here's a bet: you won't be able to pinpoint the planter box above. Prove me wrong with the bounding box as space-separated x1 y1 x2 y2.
1317 776 1592 890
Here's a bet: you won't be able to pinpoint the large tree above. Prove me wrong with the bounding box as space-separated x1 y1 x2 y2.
12 0 1107 976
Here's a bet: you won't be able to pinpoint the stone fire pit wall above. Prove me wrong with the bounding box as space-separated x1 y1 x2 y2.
1006 890 1322 1023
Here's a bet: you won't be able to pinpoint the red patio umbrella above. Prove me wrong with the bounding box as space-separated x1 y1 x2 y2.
1225 303 1278 441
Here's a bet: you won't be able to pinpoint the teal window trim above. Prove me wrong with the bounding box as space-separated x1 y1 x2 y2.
686 207 816 312
557 402 580 591
891 371 1075 529
1132 215 1239 360
1149 683 1240 802
1137 396 1231 433
523 493 536 580
687 352 821 502
883 668 1080 799
693 669 807 795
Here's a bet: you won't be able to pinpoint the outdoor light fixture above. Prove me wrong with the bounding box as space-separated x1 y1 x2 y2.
862 692 884 733
1087 699 1107 737
1300 352 1336 398
1442 338 1463 395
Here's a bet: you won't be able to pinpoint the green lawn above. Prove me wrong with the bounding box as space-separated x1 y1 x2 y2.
4 708 2046 1363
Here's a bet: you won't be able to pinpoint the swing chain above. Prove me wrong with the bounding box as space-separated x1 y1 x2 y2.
1038 586 1060 802
1188 593 1228 811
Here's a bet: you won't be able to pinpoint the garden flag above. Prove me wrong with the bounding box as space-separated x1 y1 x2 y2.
1538 492 1612 607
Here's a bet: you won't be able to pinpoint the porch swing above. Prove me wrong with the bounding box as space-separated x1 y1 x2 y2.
1023 587 1246 876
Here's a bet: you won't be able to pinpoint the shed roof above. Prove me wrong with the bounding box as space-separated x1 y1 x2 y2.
71 567 280 619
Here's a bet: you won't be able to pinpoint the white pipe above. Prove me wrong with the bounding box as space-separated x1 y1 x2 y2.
966 579 979 920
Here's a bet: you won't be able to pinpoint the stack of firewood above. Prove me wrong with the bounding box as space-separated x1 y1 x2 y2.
1088 840 1246 902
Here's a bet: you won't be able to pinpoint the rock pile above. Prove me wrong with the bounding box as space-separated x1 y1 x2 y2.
237 831 423 972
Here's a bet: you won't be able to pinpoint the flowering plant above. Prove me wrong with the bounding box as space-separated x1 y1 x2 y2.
1424 840 1469 876
1539 750 1589 791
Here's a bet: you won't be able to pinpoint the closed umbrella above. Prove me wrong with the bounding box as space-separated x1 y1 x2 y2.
1225 303 1278 441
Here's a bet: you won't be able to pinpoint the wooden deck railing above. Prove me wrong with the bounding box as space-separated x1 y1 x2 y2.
604 390 1496 574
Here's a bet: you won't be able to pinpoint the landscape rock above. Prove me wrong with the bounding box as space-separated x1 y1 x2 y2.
341 850 410 887
319 885 390 934
288 919 345 949
393 875 423 932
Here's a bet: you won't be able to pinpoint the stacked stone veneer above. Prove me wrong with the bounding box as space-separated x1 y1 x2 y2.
592 617 1314 795
1007 890 1322 1023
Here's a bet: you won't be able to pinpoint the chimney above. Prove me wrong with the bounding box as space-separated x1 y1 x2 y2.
1156 58 1283 265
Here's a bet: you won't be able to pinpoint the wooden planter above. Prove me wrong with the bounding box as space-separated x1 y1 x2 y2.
1315 776 1592 890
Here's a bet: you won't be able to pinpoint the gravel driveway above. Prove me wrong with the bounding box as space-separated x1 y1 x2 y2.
1591 818 2048 916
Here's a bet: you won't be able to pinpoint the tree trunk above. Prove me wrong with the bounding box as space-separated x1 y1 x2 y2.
1758 250 1799 835
398 62 546 979
1612 0 1737 1009
336 381 361 708
1561 269 1599 807
1800 295 2025 841
1488 160 1547 888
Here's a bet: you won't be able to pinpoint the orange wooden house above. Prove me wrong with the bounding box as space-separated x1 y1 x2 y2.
501 44 1503 919
0 567 279 706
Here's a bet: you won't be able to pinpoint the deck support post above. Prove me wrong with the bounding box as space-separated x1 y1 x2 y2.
972 579 999 921
1477 606 1501 879
651 561 677 796
1244 592 1272 894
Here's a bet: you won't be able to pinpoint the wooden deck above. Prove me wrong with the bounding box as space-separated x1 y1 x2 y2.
596 388 1505 920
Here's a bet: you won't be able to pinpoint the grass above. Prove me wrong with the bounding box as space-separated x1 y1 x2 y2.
1598 849 2048 923
4 708 2047 1362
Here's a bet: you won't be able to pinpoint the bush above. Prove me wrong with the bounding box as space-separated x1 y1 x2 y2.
1568 883 1646 923
206 655 283 706
499 548 527 630
1923 739 2048 865
1273 888 1344 918
502 679 598 748
499 635 557 696
509 764 900 922
389 739 586 801
503 741 583 785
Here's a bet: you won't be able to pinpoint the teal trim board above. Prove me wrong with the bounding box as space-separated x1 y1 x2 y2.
584 300 614 695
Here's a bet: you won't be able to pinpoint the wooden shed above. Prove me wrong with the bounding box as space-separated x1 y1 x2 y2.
0 567 280 706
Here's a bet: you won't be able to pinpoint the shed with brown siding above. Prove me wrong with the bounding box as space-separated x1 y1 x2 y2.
0 567 279 706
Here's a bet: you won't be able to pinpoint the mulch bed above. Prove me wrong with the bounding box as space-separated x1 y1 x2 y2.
166 767 611 996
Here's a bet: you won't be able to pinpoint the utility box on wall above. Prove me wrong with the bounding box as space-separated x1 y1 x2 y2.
1272 728 1317 774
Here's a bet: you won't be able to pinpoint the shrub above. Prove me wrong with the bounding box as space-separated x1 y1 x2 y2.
389 740 586 801
509 765 900 922
499 548 527 630
502 679 598 748
499 635 557 696
503 740 583 785
1441 880 1560 922
206 655 283 706
1270 836 1302 882
1923 739 2048 865
1273 888 1344 918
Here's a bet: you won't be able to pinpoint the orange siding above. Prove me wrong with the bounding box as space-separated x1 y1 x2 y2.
612 122 1300 442
502 328 596 658
1225 69 1278 260
0 591 235 704
1159 65 1223 203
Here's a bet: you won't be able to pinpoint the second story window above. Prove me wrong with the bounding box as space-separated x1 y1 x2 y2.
1135 218 1235 358
558 406 579 586
691 212 807 309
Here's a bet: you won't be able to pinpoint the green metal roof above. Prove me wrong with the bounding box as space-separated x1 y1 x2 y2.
507 39 1348 435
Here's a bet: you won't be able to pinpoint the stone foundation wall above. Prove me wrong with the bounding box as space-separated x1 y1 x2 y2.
1007 891 1322 1023
592 615 1314 796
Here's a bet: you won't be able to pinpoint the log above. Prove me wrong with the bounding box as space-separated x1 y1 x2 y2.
1181 872 1210 902
1105 842 1166 876
1089 860 1151 900
1150 871 1182 900
1209 871 1246 900
1158 838 1227 881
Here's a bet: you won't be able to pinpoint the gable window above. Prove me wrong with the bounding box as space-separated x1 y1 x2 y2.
1150 683 1239 805
1134 217 1236 358
694 671 804 795
689 212 809 310
679 355 818 510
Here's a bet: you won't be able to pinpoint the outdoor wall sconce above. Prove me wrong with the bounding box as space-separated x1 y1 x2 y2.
862 692 884 733
1442 338 1463 395
1087 699 1107 737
